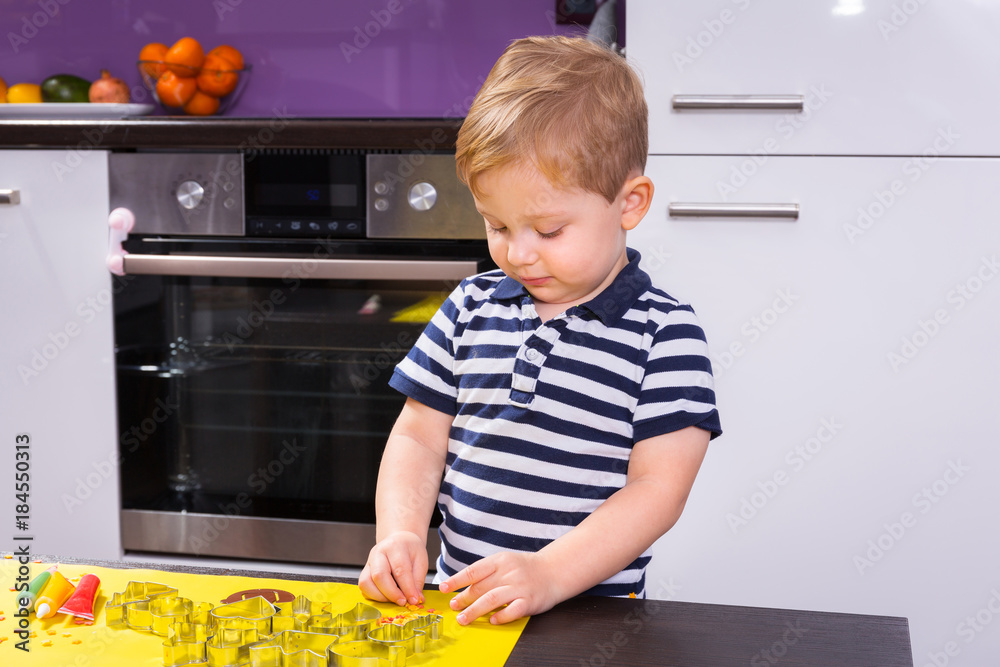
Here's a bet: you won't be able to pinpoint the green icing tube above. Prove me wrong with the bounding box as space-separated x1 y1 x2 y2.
21 565 56 610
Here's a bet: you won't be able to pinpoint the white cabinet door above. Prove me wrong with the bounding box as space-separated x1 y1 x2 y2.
628 0 998 156
631 155 1000 665
0 150 121 560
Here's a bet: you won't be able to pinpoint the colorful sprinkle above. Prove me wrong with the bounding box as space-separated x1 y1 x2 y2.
42 641 52 647
72 640 83 645
63 633 73 637
3 554 12 559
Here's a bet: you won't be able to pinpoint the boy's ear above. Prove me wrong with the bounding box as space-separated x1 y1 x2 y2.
620 175 654 231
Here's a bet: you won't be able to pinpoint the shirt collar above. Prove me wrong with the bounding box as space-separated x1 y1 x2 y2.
491 248 650 325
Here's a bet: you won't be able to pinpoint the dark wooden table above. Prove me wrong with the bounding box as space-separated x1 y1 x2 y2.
48 556 913 667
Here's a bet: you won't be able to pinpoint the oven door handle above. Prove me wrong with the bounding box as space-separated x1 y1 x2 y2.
121 254 482 281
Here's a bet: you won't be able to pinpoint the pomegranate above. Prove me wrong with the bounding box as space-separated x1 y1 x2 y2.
89 70 130 103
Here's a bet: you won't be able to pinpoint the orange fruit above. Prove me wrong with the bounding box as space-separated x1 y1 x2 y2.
208 45 244 71
196 54 239 97
155 70 197 107
164 37 204 76
183 90 220 116
139 42 169 78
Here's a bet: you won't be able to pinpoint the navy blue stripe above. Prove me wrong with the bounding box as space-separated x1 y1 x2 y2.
633 409 723 442
440 480 591 526
453 404 633 449
388 370 456 416
448 457 619 499
449 427 625 474
442 512 554 552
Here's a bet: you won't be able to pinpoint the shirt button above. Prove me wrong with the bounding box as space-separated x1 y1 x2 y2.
526 349 538 360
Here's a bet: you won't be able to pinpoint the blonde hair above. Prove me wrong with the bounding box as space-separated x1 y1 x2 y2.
456 35 648 204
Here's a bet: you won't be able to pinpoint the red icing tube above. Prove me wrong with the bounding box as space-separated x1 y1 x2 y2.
58 573 101 622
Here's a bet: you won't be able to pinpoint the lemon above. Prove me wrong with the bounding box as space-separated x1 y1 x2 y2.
8 83 42 104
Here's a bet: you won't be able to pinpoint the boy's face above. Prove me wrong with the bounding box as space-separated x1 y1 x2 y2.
473 161 633 311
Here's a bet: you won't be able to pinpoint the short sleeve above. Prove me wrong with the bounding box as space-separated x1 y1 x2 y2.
388 281 466 416
632 304 722 442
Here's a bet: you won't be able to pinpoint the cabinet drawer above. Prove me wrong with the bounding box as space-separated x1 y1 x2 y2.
633 155 1000 665
627 0 997 155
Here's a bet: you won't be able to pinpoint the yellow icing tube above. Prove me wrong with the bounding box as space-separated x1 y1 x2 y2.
35 571 76 619
21 565 57 610
58 573 101 622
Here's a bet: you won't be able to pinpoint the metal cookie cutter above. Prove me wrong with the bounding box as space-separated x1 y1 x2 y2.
327 640 407 667
367 614 443 655
306 603 381 641
212 595 279 635
248 630 342 667
208 621 265 667
272 594 330 633
164 618 215 667
105 581 179 631
327 613 443 667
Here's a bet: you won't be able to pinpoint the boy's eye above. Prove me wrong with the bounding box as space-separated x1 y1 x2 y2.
537 228 562 239
486 224 507 235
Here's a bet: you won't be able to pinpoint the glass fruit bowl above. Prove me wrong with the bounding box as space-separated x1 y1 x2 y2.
137 61 251 116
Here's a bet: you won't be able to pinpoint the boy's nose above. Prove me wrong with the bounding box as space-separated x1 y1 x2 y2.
506 232 538 267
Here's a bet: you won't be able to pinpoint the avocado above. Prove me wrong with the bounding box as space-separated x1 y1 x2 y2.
41 74 91 103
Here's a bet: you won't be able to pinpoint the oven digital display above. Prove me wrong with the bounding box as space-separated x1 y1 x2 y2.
245 153 366 237
255 184 358 208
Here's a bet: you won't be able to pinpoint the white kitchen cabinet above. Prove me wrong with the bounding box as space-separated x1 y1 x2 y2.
628 0 1000 156
0 150 121 560
630 154 1000 665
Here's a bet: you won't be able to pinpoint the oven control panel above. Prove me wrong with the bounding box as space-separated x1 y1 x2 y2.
109 151 484 240
110 153 245 237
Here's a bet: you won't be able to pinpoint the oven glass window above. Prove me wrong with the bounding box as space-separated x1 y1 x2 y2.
115 275 447 526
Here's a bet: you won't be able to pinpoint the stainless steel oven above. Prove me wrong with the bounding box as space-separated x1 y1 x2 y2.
108 149 490 566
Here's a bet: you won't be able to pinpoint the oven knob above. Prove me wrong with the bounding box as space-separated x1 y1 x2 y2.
408 182 437 211
176 180 205 210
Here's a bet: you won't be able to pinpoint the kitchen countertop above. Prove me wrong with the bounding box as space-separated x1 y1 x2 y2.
49 556 913 666
0 117 462 150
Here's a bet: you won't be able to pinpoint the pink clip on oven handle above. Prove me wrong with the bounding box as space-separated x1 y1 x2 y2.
107 207 135 276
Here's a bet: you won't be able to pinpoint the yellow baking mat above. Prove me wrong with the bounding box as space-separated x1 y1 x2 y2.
0 560 527 666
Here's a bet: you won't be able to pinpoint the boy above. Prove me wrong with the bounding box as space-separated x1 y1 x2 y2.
359 35 721 625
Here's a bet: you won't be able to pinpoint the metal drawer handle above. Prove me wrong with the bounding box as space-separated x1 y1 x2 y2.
122 254 480 281
0 189 20 205
668 203 799 220
672 95 804 111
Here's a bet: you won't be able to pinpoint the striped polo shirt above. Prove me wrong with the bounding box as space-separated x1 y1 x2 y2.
389 248 721 597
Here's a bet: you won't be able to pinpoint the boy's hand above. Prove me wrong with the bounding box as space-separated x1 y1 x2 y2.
440 551 561 625
359 530 428 607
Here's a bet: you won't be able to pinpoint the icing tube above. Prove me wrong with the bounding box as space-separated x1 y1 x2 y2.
21 566 57 611
34 571 75 619
58 573 101 622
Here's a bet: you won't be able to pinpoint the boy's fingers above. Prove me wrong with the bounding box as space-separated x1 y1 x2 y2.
358 566 389 602
455 586 509 626
369 553 407 606
440 559 493 595
488 597 528 625
391 560 420 606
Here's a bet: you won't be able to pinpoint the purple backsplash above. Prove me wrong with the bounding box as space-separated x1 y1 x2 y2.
0 0 622 118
